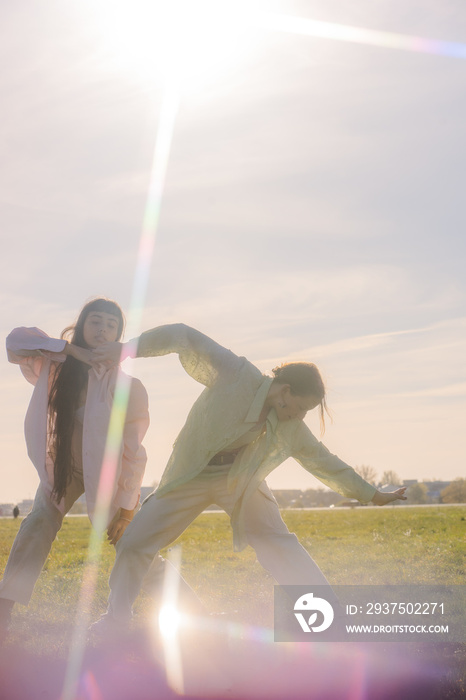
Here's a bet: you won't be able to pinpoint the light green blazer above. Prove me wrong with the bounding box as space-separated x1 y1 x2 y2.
134 324 376 550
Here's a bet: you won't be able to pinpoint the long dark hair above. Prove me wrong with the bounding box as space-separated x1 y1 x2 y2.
48 298 125 502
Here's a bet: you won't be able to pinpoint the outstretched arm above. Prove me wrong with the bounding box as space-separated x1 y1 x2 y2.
7 326 92 384
292 423 408 507
371 487 407 506
7 327 93 365
91 324 241 387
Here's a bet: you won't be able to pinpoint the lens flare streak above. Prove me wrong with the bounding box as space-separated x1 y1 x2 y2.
126 86 180 338
158 546 185 695
258 12 466 59
61 86 180 700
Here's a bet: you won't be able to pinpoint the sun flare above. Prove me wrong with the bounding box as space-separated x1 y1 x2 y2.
88 0 267 91
158 603 182 640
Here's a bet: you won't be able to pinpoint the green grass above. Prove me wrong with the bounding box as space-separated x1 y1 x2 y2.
1 506 465 699
0 506 464 648
282 506 466 585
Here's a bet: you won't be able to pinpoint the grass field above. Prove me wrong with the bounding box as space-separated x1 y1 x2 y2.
0 505 465 698
1 505 464 634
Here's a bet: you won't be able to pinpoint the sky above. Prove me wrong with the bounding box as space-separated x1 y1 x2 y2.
1 0 465 504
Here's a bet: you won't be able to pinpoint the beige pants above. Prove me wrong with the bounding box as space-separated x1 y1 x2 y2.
0 475 192 609
0 467 87 605
107 471 332 622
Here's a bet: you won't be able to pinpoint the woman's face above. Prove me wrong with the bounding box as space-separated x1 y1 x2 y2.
82 311 120 349
274 387 321 422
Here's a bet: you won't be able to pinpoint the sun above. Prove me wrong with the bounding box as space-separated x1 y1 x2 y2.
87 0 268 92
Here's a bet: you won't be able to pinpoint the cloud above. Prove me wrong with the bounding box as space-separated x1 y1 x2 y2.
294 317 466 397
297 317 466 358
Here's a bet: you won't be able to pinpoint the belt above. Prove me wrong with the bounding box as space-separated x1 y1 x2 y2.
208 450 240 466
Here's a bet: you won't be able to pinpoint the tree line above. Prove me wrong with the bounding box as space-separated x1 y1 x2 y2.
354 465 466 504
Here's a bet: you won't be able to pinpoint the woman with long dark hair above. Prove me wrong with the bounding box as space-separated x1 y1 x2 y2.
0 298 149 631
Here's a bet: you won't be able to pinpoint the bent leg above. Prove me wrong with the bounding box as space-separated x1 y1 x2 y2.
0 469 84 607
241 484 332 587
0 486 64 605
108 482 211 622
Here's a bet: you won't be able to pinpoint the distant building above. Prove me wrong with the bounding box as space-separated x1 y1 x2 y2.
2 479 455 517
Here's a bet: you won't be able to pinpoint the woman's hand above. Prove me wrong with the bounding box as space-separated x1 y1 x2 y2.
371 487 407 506
107 516 132 545
92 341 125 367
